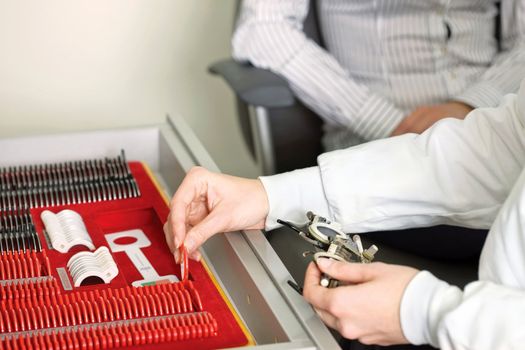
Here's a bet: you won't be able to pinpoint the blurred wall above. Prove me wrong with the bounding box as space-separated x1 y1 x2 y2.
0 0 259 177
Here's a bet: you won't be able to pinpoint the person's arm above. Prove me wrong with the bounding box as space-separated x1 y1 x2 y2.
302 166 525 348
392 0 525 136
304 187 525 349
401 161 525 348
402 271 525 349
232 0 404 140
455 0 525 108
261 81 525 231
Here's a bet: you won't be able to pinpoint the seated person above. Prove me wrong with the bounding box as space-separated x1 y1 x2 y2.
233 0 525 150
164 79 525 348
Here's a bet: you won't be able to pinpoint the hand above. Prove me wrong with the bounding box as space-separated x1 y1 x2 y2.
303 259 419 346
391 101 473 136
163 166 269 262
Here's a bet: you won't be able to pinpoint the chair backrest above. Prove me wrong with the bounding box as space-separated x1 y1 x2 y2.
303 0 323 46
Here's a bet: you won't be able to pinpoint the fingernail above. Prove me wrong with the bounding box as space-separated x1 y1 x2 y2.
173 250 180 264
184 237 195 252
316 258 332 269
190 250 201 262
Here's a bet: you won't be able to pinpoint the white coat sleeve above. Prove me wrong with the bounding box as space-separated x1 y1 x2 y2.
260 81 525 232
401 165 525 349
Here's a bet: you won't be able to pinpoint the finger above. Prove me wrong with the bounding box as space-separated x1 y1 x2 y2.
303 261 321 290
391 123 405 136
316 259 378 284
169 171 205 248
186 201 210 227
391 120 409 136
313 307 339 330
183 210 225 254
411 113 439 134
303 262 335 310
163 219 175 253
391 112 416 136
392 108 427 136
189 250 201 261
391 116 415 136
173 250 180 265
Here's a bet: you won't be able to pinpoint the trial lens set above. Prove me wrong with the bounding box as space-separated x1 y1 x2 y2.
0 151 247 350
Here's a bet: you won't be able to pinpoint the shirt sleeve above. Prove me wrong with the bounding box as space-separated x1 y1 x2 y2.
401 165 525 348
231 0 405 141
401 270 525 349
455 0 525 108
260 80 525 232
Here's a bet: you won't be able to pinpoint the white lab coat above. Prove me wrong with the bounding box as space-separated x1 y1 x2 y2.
260 80 525 349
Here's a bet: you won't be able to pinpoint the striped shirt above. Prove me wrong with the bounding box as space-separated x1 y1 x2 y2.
232 0 525 150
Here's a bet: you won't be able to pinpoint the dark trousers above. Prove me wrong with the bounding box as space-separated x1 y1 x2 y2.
341 339 437 350
365 225 488 262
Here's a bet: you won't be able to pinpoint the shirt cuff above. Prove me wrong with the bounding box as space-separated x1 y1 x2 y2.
259 166 331 231
353 93 405 140
400 270 463 347
455 82 505 109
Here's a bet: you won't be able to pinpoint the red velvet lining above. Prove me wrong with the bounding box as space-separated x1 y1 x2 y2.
29 162 251 349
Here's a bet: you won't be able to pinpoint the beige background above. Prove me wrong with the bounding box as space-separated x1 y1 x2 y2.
0 0 259 177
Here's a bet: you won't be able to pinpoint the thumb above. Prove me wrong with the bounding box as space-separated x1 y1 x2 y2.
183 211 225 254
316 259 378 284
